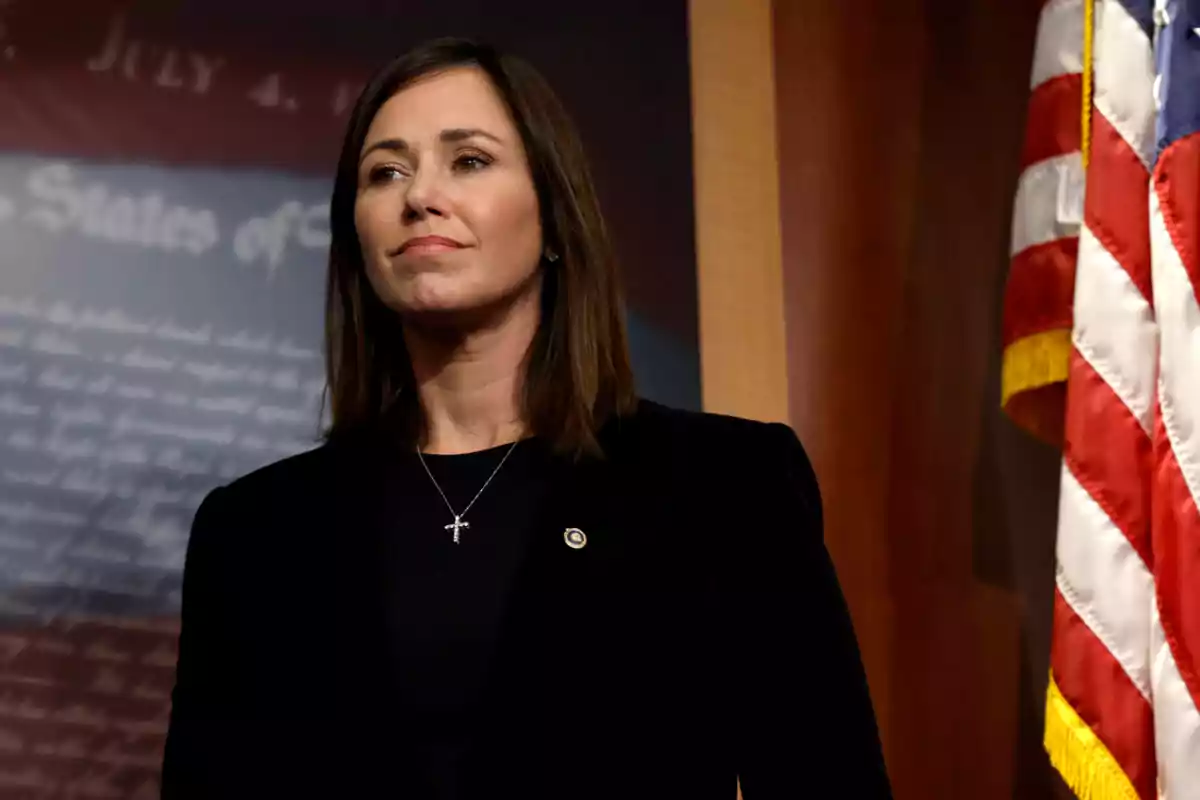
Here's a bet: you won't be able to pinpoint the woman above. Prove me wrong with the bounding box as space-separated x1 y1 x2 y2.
161 38 889 799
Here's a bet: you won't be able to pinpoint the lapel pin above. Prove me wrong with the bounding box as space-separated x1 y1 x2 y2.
563 528 587 550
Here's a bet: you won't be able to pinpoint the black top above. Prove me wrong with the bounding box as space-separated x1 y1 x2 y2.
161 399 892 799
385 439 549 798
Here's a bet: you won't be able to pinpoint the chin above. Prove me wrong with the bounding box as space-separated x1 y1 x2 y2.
395 287 507 330
371 268 462 311
399 280 484 315
372 268 543 330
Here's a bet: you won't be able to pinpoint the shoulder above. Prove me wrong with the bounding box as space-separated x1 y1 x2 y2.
194 430 374 527
205 442 332 508
622 399 812 471
617 399 821 520
183 434 378 582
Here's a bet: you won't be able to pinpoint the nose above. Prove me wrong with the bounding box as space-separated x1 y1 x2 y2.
402 167 447 222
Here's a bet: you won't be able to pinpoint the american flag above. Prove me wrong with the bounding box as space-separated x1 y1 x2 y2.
1004 0 1085 445
1006 0 1200 797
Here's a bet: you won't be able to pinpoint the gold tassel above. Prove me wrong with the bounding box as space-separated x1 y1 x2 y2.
1044 675 1140 800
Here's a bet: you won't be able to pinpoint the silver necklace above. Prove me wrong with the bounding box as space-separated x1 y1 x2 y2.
416 440 521 544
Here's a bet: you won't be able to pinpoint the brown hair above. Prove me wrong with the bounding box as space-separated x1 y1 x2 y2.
324 38 637 457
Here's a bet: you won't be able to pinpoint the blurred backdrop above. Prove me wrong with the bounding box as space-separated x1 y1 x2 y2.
0 1 699 795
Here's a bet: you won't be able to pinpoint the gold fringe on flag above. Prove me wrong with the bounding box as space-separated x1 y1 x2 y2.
1044 674 1140 800
1001 328 1073 443
1000 329 1073 407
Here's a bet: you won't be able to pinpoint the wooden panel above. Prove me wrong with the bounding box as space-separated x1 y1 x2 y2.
773 0 930 771
773 0 1043 796
693 0 1054 796
689 0 789 423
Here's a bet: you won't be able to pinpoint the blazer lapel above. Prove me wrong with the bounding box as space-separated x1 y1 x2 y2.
485 410 640 661
472 417 640 793
520 410 641 596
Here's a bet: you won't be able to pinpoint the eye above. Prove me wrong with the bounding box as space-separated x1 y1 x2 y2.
366 164 405 185
452 151 493 173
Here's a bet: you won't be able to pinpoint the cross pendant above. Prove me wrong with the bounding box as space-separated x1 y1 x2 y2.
445 515 470 544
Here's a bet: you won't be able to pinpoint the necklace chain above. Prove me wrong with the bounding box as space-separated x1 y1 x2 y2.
416 440 521 543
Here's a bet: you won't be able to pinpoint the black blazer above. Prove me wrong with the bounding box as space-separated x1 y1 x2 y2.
161 400 890 799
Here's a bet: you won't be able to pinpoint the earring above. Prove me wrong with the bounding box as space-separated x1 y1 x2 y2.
545 249 559 263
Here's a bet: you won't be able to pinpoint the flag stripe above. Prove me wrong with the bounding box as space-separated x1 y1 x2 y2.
1154 136 1200 304
1150 178 1200 557
1083 111 1153 303
1012 152 1085 256
1149 181 1200 713
1002 237 1078 344
1146 4 1200 790
1057 461 1153 700
1092 0 1158 168
1150 414 1200 734
1070 227 1157 434
1149 590 1200 800
1032 0 1087 88
1022 73 1085 170
1051 588 1158 799
1062 350 1153 566
1111 0 1156 41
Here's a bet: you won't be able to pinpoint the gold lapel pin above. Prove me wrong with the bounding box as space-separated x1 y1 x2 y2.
563 528 587 550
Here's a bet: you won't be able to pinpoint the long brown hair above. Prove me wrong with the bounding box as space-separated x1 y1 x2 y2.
324 38 637 457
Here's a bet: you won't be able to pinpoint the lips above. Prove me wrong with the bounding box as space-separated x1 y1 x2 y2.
396 235 466 255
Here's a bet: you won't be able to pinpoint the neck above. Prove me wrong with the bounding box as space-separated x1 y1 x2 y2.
405 287 541 455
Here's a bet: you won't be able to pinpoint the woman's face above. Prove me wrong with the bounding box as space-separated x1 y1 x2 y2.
355 67 544 323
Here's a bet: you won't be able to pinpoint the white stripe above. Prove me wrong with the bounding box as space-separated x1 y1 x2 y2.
1072 223 1158 433
1032 0 1085 88
1151 191 1200 505
1150 600 1200 800
1056 464 1154 701
1093 0 1158 168
1149 158 1200 799
1011 152 1084 255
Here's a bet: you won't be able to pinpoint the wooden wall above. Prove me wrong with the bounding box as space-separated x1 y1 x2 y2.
692 0 1069 796
689 0 790 423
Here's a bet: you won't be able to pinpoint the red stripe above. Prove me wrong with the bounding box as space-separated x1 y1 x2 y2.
1051 590 1157 799
1062 349 1154 566
1021 73 1084 170
1153 134 1200 307
1002 237 1078 345
1150 407 1200 714
1084 110 1153 303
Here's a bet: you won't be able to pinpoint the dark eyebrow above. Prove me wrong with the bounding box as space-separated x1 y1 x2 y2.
358 128 503 166
439 128 503 145
359 138 409 167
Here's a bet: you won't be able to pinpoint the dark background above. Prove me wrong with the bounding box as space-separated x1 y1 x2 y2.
0 1 700 794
